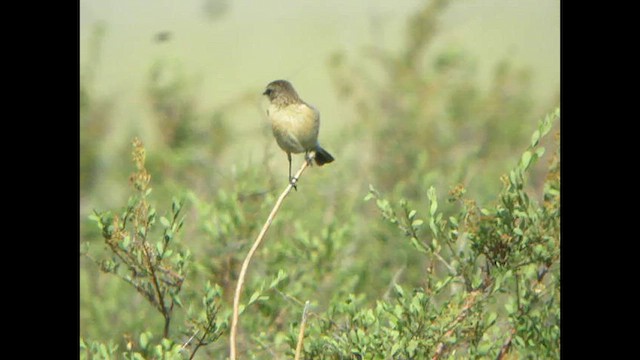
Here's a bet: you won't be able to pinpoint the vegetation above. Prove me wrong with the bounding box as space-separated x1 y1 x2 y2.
80 1 560 358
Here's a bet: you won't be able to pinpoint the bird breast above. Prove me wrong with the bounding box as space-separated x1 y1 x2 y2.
269 102 320 153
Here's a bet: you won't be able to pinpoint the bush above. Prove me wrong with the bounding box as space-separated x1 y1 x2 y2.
80 1 559 358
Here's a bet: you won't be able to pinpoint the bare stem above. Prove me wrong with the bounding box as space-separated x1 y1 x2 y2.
141 241 171 338
294 301 311 360
229 158 312 360
431 290 482 360
383 266 406 300
496 327 517 360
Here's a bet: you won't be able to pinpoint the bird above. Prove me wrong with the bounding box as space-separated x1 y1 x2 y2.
263 80 334 188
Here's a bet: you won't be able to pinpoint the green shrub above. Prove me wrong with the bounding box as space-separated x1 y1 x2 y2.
80 1 559 358
81 109 559 359
299 108 560 359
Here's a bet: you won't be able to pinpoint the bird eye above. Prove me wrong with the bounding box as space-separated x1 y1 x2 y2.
263 88 272 96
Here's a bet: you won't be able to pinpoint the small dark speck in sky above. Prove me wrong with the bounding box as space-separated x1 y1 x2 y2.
154 31 172 43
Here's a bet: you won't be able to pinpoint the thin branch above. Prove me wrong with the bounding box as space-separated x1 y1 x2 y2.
294 301 311 360
229 158 313 360
431 290 482 360
401 205 457 278
141 242 171 338
188 303 223 360
383 266 406 300
496 327 517 360
181 329 199 352
515 272 521 312
274 288 306 307
433 251 457 275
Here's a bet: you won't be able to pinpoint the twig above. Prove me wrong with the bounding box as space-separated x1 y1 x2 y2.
433 251 457 275
431 290 481 360
274 288 305 307
496 327 517 360
229 158 313 360
181 329 199 352
141 242 171 338
383 266 406 300
294 301 311 360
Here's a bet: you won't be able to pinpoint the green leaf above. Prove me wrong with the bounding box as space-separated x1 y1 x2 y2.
476 342 492 355
391 340 403 355
152 344 163 357
364 185 377 201
428 186 438 216
540 108 558 136
88 212 101 224
530 129 541 147
504 269 513 279
269 269 288 288
364 308 376 324
406 339 418 355
160 216 171 228
429 219 439 238
520 151 532 171
376 198 390 212
98 343 108 357
411 219 424 227
494 274 504 292
505 299 516 315
394 284 405 298
156 241 164 255
171 292 183 307
161 338 173 350
120 235 130 250
410 237 427 253
172 197 182 214
409 295 422 314
408 209 417 219
434 276 453 292
248 291 261 305
127 196 138 208
164 229 173 243
139 332 151 349
176 217 185 231
147 208 157 223
486 312 498 327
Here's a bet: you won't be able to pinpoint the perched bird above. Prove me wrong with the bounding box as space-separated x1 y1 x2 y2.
263 80 334 188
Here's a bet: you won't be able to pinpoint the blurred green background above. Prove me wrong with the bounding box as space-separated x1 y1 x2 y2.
80 0 559 357
80 0 558 206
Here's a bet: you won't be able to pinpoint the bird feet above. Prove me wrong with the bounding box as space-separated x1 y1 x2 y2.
304 151 315 166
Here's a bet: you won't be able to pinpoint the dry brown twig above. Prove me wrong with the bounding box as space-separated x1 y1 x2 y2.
431 290 482 360
496 326 517 360
229 156 313 360
294 301 311 360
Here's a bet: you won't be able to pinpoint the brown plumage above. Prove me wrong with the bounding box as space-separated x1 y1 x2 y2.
263 80 334 186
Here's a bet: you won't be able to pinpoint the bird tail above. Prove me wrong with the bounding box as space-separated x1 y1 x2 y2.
314 146 335 166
